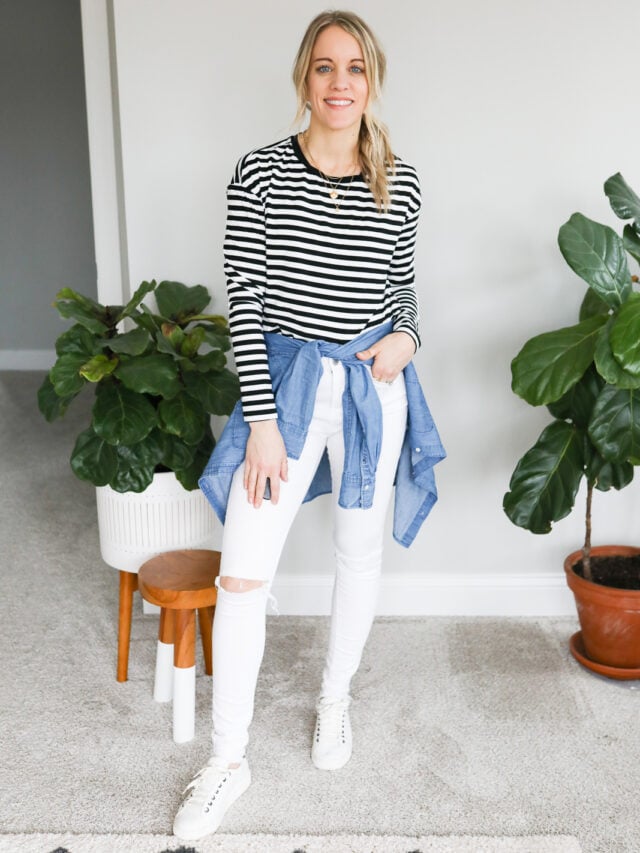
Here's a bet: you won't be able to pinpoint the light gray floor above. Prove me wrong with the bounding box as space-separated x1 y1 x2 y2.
1 372 639 853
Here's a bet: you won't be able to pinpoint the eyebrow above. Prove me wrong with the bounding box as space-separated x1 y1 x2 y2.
312 56 364 63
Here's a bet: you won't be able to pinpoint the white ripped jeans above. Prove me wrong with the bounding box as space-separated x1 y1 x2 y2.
211 357 408 762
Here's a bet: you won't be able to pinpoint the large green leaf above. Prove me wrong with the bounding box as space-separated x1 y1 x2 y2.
175 431 215 491
590 455 634 492
181 326 206 358
55 287 103 313
511 314 607 406
37 374 78 421
54 288 109 334
558 213 631 308
191 350 226 373
50 353 88 397
623 224 640 264
609 292 640 377
195 323 231 351
594 319 640 389
159 323 186 354
117 280 156 322
503 421 584 534
79 353 118 383
155 281 210 321
70 428 118 486
578 287 610 321
183 367 240 415
115 353 181 398
130 304 160 336
589 385 640 462
158 392 206 445
547 365 604 427
55 324 97 358
151 429 196 471
92 383 158 445
109 441 162 493
104 327 150 355
605 173 640 227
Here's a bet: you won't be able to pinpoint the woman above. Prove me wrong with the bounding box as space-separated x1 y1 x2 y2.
173 10 444 841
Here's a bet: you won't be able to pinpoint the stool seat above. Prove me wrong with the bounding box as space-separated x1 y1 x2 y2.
138 549 221 743
138 549 220 610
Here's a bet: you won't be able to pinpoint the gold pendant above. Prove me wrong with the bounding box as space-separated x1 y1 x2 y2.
329 190 338 199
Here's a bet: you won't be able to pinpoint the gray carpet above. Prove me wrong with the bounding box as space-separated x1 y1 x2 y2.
1 372 639 853
0 832 583 852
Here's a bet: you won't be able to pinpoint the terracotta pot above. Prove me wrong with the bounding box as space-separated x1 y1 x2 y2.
564 545 640 672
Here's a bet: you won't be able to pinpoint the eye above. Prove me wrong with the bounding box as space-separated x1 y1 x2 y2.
350 65 365 74
316 64 332 73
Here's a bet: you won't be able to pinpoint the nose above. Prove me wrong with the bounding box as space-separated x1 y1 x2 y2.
331 70 349 90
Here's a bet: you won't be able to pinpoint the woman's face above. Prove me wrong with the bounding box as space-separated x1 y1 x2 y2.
306 25 369 134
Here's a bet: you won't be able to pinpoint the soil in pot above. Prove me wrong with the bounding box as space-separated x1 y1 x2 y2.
573 555 640 590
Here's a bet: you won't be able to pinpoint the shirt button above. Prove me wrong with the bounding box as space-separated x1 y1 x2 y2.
415 447 421 453
364 485 370 490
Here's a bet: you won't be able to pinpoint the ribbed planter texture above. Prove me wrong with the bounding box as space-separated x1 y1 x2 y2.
565 545 640 676
96 471 216 574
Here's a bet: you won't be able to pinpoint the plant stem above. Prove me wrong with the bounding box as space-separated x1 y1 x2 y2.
583 481 593 582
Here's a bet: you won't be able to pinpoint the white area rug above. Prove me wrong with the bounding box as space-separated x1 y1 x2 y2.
0 833 583 852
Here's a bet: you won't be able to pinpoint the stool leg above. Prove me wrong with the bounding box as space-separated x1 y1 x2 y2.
154 608 175 703
198 606 215 676
117 571 138 682
173 609 196 743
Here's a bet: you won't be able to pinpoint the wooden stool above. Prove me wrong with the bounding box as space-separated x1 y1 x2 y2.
117 570 139 682
138 549 220 742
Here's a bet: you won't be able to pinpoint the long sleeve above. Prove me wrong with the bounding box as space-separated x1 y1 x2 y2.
224 179 277 421
387 178 421 351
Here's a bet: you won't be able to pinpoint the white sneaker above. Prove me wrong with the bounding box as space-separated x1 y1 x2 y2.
311 696 352 770
172 756 251 840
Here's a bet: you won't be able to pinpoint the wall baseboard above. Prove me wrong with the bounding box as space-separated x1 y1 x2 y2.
0 350 55 370
270 572 576 617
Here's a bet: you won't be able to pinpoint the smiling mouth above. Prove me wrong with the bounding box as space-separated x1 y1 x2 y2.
325 99 354 107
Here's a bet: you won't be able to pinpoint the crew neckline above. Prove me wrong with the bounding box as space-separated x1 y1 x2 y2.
290 134 363 181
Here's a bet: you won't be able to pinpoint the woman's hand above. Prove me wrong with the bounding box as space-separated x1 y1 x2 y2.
355 331 416 382
243 419 288 508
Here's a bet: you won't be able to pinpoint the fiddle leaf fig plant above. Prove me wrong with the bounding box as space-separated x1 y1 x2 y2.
504 173 640 580
38 279 240 493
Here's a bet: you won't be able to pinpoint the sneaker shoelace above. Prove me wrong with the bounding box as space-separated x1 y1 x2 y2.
315 699 349 745
179 757 235 812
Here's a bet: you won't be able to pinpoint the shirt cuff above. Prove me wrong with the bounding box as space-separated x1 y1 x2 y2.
243 411 278 424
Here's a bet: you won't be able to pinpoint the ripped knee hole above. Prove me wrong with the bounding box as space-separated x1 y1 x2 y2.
219 576 266 593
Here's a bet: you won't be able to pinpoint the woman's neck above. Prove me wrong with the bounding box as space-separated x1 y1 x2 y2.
300 122 361 176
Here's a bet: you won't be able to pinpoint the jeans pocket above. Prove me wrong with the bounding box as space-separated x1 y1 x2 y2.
370 370 407 411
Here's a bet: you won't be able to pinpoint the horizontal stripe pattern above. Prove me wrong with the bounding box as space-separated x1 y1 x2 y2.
224 135 421 420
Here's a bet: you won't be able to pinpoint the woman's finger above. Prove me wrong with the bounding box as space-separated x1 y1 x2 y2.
253 471 267 508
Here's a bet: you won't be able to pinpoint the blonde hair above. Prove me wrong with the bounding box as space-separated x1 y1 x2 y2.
292 10 395 212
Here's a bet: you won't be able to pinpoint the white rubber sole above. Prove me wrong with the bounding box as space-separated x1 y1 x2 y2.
172 766 251 841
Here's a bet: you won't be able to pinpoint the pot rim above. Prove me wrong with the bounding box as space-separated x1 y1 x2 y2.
564 544 640 599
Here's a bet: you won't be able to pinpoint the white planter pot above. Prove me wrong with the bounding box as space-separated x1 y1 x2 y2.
96 472 217 574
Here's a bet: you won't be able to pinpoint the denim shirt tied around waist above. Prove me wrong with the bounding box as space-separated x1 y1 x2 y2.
198 321 446 548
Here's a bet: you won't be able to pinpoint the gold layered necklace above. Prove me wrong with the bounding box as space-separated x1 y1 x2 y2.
300 132 358 212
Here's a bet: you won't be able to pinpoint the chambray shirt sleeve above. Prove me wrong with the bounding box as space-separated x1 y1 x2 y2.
224 157 277 422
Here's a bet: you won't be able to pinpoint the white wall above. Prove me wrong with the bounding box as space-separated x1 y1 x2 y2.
86 0 640 613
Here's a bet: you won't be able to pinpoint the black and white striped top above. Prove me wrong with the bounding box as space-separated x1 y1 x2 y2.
224 134 422 421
